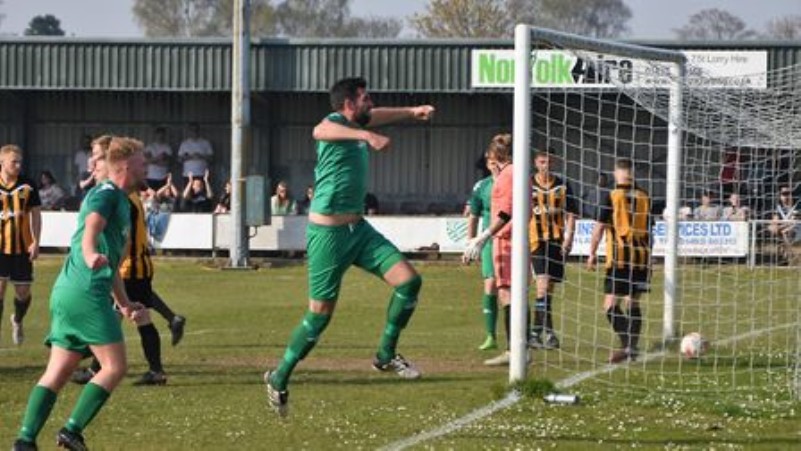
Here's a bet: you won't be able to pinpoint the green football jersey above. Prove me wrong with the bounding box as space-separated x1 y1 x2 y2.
469 176 494 231
54 180 131 299
310 112 369 215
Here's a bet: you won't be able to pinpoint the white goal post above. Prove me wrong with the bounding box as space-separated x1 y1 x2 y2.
510 24 687 382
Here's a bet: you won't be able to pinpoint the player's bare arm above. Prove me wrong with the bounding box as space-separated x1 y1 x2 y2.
367 105 435 127
562 212 576 256
28 206 42 261
312 119 390 151
586 222 606 270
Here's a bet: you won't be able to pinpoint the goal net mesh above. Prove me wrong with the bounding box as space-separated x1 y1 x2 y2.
518 30 801 402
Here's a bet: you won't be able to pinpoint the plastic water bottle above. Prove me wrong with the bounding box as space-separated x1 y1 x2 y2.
544 393 580 404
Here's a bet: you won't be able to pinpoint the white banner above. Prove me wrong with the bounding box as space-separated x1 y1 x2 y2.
40 213 749 257
471 49 767 89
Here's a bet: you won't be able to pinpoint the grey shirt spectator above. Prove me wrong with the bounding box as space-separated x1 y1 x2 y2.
38 171 68 210
178 123 213 178
721 194 750 221
693 193 721 220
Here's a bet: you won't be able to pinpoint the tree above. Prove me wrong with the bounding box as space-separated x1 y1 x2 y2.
273 0 402 38
509 0 631 38
764 15 801 40
24 14 65 36
132 0 275 38
674 8 757 41
412 0 631 39
411 0 511 38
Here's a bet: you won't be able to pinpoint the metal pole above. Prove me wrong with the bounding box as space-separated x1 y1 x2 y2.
230 0 250 267
510 24 532 383
662 62 685 344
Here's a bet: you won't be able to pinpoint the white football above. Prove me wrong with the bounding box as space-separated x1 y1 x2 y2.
680 332 708 359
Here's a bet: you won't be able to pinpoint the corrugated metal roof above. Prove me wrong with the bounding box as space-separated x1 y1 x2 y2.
0 37 798 92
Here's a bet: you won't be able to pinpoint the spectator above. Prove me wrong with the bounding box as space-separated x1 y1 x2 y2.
75 134 94 198
155 173 181 212
693 192 721 220
662 204 692 221
721 193 750 221
180 170 214 213
581 172 609 219
38 170 68 210
270 180 296 216
144 126 173 190
720 149 742 197
214 180 232 214
178 123 213 181
295 185 313 215
768 187 800 250
364 192 379 215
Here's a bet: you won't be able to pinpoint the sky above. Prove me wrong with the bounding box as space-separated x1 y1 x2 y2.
0 0 799 39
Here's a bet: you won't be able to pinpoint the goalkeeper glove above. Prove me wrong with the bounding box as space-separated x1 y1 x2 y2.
462 229 492 264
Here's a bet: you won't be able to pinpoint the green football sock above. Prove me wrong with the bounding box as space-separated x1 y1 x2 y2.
18 385 57 443
65 383 110 434
377 275 422 363
270 311 331 391
482 293 498 337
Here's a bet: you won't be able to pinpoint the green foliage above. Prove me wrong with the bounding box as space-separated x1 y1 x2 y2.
24 14 65 36
511 377 557 399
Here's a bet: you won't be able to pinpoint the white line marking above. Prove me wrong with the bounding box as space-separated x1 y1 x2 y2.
381 322 799 451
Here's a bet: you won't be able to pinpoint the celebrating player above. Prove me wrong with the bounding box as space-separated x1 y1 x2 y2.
528 150 576 350
586 158 651 364
12 137 146 451
466 157 500 350
0 145 41 346
463 134 529 367
264 77 435 416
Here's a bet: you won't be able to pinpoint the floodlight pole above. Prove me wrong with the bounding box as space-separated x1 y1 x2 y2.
230 0 251 267
510 24 532 383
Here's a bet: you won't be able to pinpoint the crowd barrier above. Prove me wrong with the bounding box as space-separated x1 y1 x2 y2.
41 212 757 258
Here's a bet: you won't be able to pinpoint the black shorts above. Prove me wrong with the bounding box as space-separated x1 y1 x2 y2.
604 266 650 296
0 254 33 284
124 278 155 307
531 241 565 282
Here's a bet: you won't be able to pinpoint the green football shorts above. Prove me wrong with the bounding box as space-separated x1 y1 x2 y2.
481 239 495 280
307 219 405 302
45 286 123 356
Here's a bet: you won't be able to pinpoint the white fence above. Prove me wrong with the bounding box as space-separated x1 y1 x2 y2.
41 212 766 259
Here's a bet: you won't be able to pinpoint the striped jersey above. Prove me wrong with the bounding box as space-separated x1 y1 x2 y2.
0 175 41 255
119 193 154 280
528 174 576 251
597 183 651 270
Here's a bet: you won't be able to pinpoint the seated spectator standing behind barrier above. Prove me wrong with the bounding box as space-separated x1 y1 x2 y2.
693 192 721 220
295 185 313 215
155 173 180 212
144 126 172 190
214 180 232 214
365 192 379 215
721 193 750 221
271 181 296 216
38 171 68 210
178 123 213 182
180 170 214 213
769 187 800 263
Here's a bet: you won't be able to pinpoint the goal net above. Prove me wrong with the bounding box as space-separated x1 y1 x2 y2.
509 25 801 402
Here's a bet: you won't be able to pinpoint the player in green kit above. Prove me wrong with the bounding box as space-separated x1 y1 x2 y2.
264 77 434 416
466 156 499 350
12 136 146 451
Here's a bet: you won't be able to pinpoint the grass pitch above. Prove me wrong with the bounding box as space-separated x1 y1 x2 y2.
0 256 799 450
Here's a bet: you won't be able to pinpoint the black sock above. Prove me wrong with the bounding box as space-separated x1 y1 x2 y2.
503 305 511 349
627 304 643 350
544 295 554 334
13 297 31 323
605 304 629 348
138 323 163 373
532 297 545 336
149 292 176 324
89 357 101 373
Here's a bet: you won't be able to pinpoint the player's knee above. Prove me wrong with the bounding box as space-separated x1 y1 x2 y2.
14 285 31 300
134 309 152 326
395 274 422 303
302 310 332 338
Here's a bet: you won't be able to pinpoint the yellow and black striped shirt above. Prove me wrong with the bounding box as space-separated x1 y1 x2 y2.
0 176 41 255
598 183 651 270
529 175 576 252
119 193 153 280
